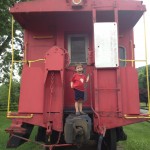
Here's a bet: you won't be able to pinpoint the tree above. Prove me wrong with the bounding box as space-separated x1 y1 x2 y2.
137 65 150 89
138 65 150 106
0 79 20 103
0 0 26 84
0 0 23 55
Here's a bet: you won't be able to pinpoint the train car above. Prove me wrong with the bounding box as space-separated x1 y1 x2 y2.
6 0 149 150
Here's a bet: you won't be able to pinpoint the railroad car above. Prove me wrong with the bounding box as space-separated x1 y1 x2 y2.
6 0 149 150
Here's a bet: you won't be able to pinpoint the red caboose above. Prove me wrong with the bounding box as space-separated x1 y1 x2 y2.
6 0 149 149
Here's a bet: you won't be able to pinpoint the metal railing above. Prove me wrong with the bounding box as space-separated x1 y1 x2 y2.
120 14 150 118
7 16 44 119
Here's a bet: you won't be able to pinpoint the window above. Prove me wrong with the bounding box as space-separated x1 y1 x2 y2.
68 34 88 64
119 46 126 67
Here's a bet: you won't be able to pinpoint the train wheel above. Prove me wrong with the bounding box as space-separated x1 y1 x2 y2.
35 126 46 143
6 123 34 148
101 128 117 150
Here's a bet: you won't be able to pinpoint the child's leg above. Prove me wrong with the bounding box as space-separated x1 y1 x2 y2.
78 101 83 112
75 101 79 113
79 100 86 114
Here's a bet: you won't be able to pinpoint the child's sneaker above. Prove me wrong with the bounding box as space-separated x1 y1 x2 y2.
76 112 80 116
80 111 86 115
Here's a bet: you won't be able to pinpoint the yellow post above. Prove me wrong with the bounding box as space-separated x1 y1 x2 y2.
6 17 44 119
130 40 134 67
24 42 27 63
7 16 15 114
143 14 150 113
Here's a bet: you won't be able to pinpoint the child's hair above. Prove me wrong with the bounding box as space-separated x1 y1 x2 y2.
75 63 83 69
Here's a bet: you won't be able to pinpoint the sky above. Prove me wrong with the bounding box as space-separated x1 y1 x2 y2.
134 0 150 68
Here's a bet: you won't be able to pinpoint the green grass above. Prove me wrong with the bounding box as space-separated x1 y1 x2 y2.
0 111 11 149
0 111 43 150
1 111 150 150
140 102 148 110
118 121 150 150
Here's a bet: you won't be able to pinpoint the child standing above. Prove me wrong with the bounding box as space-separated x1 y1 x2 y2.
70 64 89 115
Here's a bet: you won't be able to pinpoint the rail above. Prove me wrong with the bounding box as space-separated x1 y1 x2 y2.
120 13 150 118
7 16 15 116
7 16 44 118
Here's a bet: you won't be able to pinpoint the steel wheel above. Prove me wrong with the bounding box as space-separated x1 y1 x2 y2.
101 128 117 150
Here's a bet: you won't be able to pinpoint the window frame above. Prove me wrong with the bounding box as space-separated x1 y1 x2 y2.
67 34 89 64
119 46 126 67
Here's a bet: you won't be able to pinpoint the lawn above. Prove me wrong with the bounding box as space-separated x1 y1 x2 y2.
0 111 150 150
0 111 42 150
118 121 150 150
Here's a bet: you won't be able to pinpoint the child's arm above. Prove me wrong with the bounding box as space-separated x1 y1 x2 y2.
86 74 90 82
70 82 73 88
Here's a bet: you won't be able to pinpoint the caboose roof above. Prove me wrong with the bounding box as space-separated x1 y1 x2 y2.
10 0 146 30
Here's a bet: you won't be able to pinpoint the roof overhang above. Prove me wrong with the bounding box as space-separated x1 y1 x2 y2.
10 0 146 29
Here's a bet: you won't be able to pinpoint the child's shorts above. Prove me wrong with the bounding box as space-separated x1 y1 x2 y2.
74 89 84 101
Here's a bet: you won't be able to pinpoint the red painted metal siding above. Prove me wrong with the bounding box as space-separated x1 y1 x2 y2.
19 65 44 113
94 69 118 112
120 67 140 114
8 0 147 131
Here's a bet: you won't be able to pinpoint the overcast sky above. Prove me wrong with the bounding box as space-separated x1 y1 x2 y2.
134 0 150 68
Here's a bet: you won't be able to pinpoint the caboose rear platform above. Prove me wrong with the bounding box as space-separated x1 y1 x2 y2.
6 0 150 150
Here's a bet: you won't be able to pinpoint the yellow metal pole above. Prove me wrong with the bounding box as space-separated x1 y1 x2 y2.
7 16 15 114
124 114 150 119
7 114 33 119
6 17 34 119
119 59 146 62
130 40 134 67
143 14 150 113
24 42 27 63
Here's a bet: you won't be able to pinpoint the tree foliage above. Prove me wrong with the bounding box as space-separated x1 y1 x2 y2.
0 79 20 104
137 65 150 89
137 65 150 106
0 0 27 84
0 0 32 106
0 0 23 55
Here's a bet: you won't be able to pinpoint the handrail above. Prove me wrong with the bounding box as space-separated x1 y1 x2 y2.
120 13 150 117
124 114 150 119
7 16 15 114
24 42 27 63
13 59 45 64
130 40 134 67
143 13 150 113
119 59 146 62
7 16 42 119
28 59 45 67
7 112 33 119
33 35 53 39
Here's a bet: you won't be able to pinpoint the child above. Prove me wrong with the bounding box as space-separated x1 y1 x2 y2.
70 64 89 115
